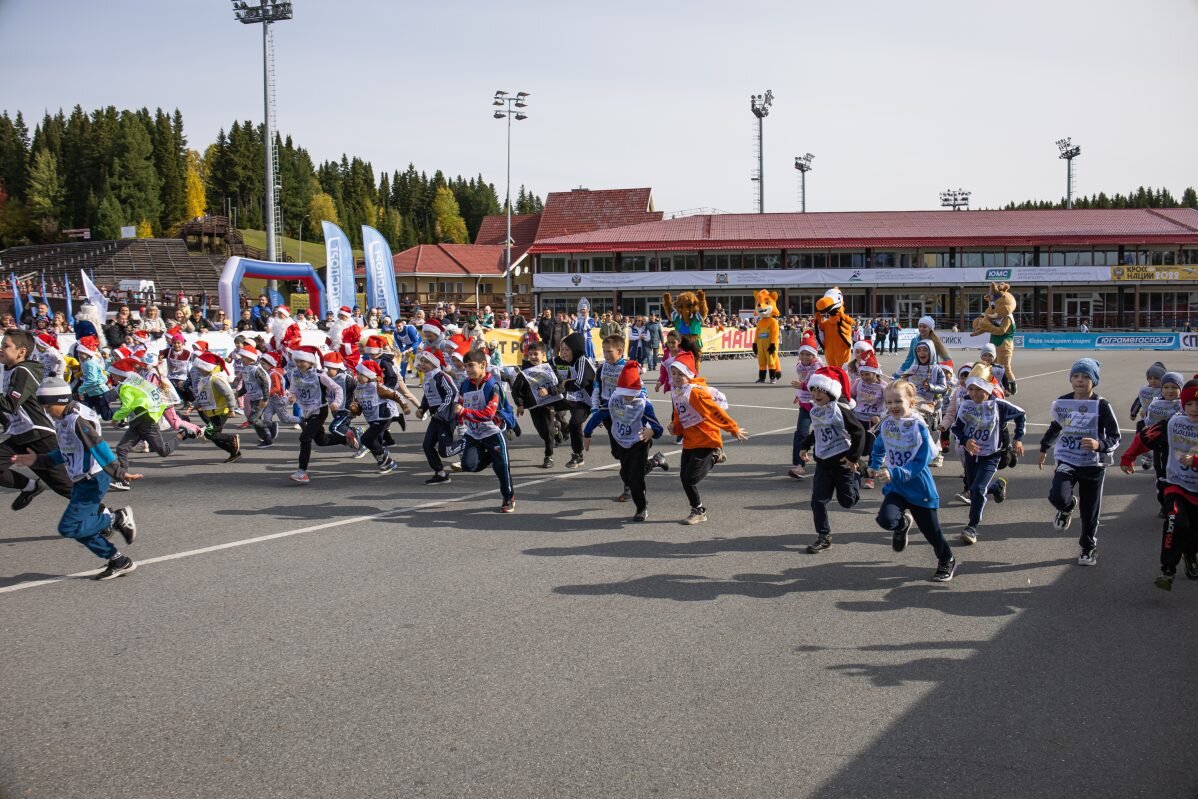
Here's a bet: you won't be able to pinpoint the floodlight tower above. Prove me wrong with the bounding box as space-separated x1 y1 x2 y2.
493 90 529 316
1056 137 1081 209
233 0 292 271
940 188 970 211
794 153 814 213
750 90 773 213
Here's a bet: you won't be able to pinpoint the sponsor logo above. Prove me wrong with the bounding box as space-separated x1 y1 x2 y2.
1095 335 1176 347
849 270 863 282
715 273 729 284
1013 335 1024 347
1181 332 1198 350
571 274 582 285
985 269 1012 280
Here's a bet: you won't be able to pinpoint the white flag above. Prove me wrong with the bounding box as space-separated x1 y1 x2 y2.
81 270 108 320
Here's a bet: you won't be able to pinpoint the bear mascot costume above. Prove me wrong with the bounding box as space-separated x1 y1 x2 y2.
662 290 708 353
813 287 855 368
972 281 1018 394
752 289 782 383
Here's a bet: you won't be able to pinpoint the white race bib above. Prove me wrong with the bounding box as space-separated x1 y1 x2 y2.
1165 414 1198 493
810 402 851 459
1051 398 1101 468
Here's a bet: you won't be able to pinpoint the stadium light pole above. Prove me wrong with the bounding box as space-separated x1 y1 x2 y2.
1056 137 1081 209
750 90 773 213
940 188 970 211
493 90 529 317
233 0 291 289
794 153 814 213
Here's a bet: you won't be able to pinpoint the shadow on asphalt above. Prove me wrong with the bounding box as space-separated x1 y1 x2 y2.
212 502 386 521
0 571 61 589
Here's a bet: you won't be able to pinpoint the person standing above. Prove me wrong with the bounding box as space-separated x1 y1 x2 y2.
888 319 900 354
645 314 663 371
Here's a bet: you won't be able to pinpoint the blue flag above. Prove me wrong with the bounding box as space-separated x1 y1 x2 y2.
64 276 75 327
361 225 399 321
268 287 285 309
322 221 356 318
40 270 47 304
10 274 22 322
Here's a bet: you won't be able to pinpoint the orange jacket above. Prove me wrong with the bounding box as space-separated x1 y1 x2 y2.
670 379 741 449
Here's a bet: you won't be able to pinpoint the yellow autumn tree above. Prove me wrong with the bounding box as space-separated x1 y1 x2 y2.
307 192 339 231
136 218 154 238
432 186 468 244
184 150 206 219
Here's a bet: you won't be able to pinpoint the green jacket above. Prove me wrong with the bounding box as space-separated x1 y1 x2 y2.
112 373 167 423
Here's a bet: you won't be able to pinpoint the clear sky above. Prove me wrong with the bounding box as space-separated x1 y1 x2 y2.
1 0 1195 216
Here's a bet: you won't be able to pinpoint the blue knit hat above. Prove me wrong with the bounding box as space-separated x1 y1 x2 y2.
1147 361 1167 381
1071 358 1101 386
1162 371 1184 389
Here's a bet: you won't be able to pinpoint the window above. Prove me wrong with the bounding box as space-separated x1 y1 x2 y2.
920 251 948 268
702 253 740 270
540 256 567 273
787 252 827 269
622 255 648 271
872 251 908 268
569 258 589 273
1093 251 1118 266
743 252 782 270
1184 249 1198 265
827 252 865 269
677 254 699 271
1006 252 1031 267
591 257 614 272
1149 250 1178 266
480 282 492 294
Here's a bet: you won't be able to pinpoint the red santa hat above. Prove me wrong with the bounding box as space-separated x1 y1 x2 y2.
260 351 281 368
612 361 643 398
853 339 874 355
362 335 388 354
322 350 345 370
859 351 883 375
108 358 142 378
237 344 260 361
422 317 445 337
799 330 819 356
75 335 100 356
192 340 209 353
115 345 134 361
291 345 322 365
356 359 383 379
669 350 698 379
275 305 291 318
807 365 853 402
167 325 183 338
132 329 149 342
417 348 446 370
35 331 58 350
195 351 225 373
957 361 974 381
338 305 353 319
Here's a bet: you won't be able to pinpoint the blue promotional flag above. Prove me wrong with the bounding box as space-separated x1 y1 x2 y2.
268 287 285 309
64 276 75 326
322 221 356 319
40 270 47 304
10 274 23 322
360 225 399 321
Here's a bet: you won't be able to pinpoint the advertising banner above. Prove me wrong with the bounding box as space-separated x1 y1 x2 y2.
322 221 356 314
361 226 400 321
1109 265 1198 282
1014 332 1179 351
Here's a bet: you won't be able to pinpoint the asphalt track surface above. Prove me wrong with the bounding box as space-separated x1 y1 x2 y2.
1 349 1195 799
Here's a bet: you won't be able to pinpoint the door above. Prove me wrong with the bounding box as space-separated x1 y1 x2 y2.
1065 297 1092 330
897 299 924 327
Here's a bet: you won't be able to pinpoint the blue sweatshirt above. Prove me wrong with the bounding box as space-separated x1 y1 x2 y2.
869 416 940 508
950 397 1027 449
583 393 664 442
895 335 939 377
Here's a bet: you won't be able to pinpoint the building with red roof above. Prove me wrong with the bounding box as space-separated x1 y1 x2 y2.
527 207 1198 330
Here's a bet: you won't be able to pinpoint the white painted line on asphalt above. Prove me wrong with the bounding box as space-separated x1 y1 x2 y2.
0 425 795 595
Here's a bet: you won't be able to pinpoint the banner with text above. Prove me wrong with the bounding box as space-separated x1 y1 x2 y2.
361 225 400 321
1014 332 1179 351
322 221 357 315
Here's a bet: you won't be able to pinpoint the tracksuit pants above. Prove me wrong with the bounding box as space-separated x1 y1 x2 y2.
529 406 556 457
877 492 953 563
561 402 590 456
792 407 812 466
198 411 238 455
1049 463 1105 553
422 418 454 473
260 396 298 429
115 414 179 470
1162 496 1198 574
0 435 73 498
963 451 1003 528
298 407 344 470
680 447 717 511
462 432 514 502
361 418 392 463
811 457 860 536
58 471 118 560
618 439 651 513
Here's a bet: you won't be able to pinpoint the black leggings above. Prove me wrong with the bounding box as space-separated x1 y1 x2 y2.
618 440 651 512
299 406 344 470
198 411 237 454
1162 496 1198 574
361 418 391 462
560 402 590 456
422 418 453 472
529 406 556 457
680 447 716 511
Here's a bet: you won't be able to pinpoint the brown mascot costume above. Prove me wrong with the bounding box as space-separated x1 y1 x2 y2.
662 290 708 354
972 282 1018 394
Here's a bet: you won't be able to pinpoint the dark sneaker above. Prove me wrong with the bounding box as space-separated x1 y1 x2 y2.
108 480 132 492
807 534 832 554
224 436 242 463
255 439 274 449
991 477 1007 503
1183 552 1198 580
633 509 649 522
1054 502 1075 531
893 510 913 553
11 479 45 511
1078 548 1097 567
541 456 553 469
112 507 137 546
617 489 631 503
713 448 727 465
1155 573 1174 592
932 557 957 582
961 526 978 545
425 472 451 484
651 452 669 472
565 453 584 469
499 497 516 513
683 508 707 525
94 556 136 581
378 458 398 474
788 465 807 480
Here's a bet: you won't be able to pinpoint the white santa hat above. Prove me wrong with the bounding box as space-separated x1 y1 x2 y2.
291 346 321 364
260 352 281 368
918 315 936 330
422 318 445 337
853 340 874 355
806 365 854 405
237 345 260 361
417 349 445 370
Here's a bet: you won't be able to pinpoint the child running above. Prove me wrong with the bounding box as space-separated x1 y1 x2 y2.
513 341 564 469
554 332 596 469
789 331 823 479
801 366 865 554
287 346 346 484
417 349 461 485
455 349 516 513
850 350 887 489
1037 358 1121 566
868 379 957 582
1131 362 1167 471
347 359 409 474
949 363 1026 545
583 361 665 522
669 350 748 525
192 351 241 463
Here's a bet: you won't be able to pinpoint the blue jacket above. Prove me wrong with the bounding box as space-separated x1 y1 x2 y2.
869 418 940 508
950 398 1027 447
895 335 937 377
583 394 664 441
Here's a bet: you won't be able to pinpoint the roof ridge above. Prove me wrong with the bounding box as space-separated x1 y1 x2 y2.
1145 207 1198 234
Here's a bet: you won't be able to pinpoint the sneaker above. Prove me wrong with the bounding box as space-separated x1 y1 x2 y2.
238 421 250 429
499 497 516 513
862 477 875 490
651 451 669 472
112 507 137 546
346 427 361 450
807 534 832 554
683 508 708 525
1155 573 1174 591
955 491 971 505
425 472 451 485
541 456 554 469
787 465 807 480
255 440 274 449
961 526 978 545
378 458 398 474
931 557 957 582
353 446 369 459
134 441 150 453
94 556 136 581
565 453 585 469
270 422 279 440
931 454 944 468
448 462 463 473
109 479 132 492
293 424 302 431
893 509 913 553
1078 548 1097 567
991 477 1007 503
1054 502 1075 531
713 449 727 465
617 489 632 503
1184 553 1198 580
289 469 310 484
224 449 242 464
1139 456 1153 471
11 479 44 511
633 509 649 522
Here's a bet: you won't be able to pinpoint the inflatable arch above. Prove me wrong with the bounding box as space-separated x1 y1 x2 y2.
218 257 325 321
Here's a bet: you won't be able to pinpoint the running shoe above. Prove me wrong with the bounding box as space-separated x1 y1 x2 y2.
565 453 585 469
1155 573 1174 592
893 509 913 553
353 446 369 459
1054 502 1075 531
651 452 669 472
255 440 274 449
94 556 136 581
289 469 309 484
633 509 649 522
378 458 398 474
932 557 957 582
683 508 708 525
807 534 832 554
109 480 132 492
499 497 516 514
541 456 554 469
1184 552 1198 580
617 489 631 502
788 465 807 480
112 507 137 546
425 472 451 484
345 427 361 450
862 477 875 490
961 526 978 545
955 491 970 505
991 477 1007 503
11 479 44 511
1078 548 1098 567
713 449 727 465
